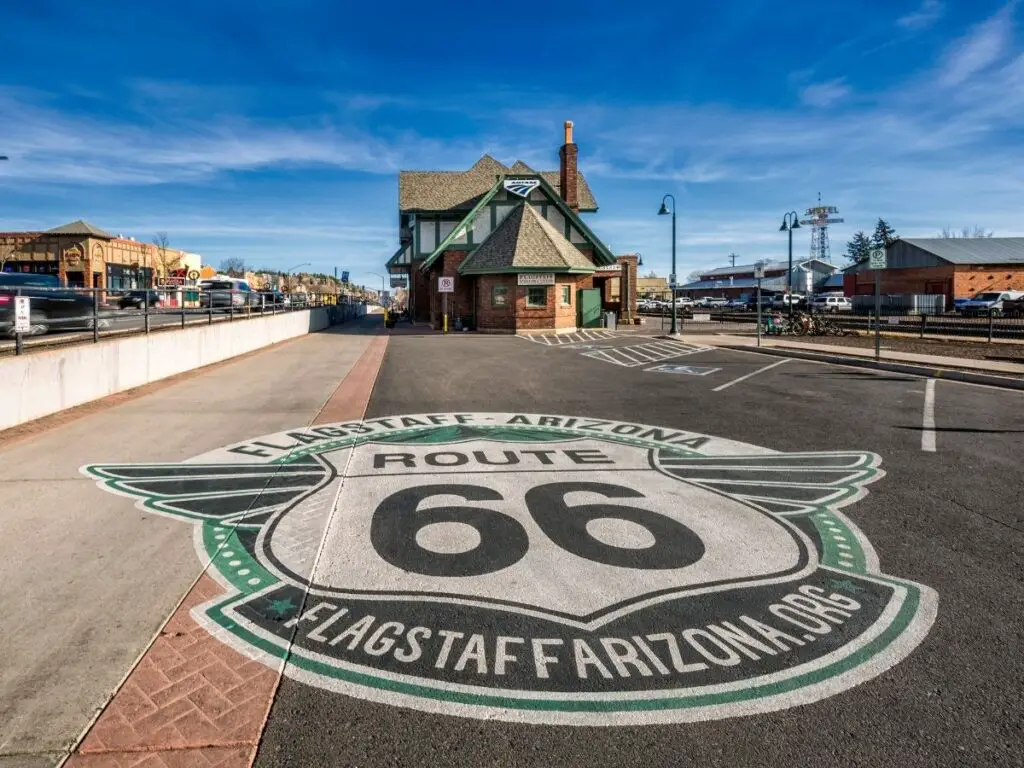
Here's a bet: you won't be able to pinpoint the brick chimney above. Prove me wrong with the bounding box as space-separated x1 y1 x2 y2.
559 120 579 213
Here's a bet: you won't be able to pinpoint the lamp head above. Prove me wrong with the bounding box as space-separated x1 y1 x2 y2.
658 202 671 216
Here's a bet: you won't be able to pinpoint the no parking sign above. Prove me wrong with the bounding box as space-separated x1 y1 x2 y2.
438 277 455 293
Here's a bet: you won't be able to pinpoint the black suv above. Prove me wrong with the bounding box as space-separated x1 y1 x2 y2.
0 273 103 336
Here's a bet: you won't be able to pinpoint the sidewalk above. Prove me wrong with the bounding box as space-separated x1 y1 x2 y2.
0 318 387 767
687 333 1024 377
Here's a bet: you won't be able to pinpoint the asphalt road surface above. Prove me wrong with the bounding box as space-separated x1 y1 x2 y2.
2 322 1021 767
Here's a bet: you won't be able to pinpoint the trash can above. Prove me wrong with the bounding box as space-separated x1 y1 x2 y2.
604 312 617 331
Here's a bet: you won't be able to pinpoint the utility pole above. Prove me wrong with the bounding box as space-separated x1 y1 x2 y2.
728 253 738 267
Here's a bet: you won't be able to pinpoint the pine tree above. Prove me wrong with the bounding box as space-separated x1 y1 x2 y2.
845 231 872 263
871 218 897 250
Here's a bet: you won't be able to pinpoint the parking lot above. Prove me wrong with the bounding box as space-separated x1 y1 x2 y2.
3 320 1022 767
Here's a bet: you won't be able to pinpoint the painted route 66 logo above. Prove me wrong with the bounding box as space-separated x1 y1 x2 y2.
82 414 936 725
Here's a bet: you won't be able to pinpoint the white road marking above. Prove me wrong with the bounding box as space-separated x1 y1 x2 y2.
921 378 937 453
712 358 791 392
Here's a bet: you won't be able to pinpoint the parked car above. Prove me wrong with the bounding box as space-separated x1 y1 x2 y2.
0 272 108 336
811 295 853 313
952 297 971 313
771 293 806 309
725 298 748 310
959 291 1024 316
198 278 260 310
258 290 291 307
117 290 167 310
1003 295 1024 318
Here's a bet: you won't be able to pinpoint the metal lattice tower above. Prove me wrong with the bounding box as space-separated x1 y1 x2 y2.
799 193 844 263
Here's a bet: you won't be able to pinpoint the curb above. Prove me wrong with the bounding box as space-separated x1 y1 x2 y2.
715 344 1024 391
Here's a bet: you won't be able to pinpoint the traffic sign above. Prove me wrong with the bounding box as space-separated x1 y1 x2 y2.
669 273 677 287
753 263 765 280
13 296 30 334
438 277 455 293
869 249 886 270
187 269 201 281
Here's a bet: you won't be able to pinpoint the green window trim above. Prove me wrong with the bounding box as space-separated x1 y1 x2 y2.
492 285 509 308
560 285 572 305
526 286 548 308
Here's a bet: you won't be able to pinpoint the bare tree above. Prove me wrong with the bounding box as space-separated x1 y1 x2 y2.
686 270 704 282
938 226 994 239
219 257 248 277
152 232 180 281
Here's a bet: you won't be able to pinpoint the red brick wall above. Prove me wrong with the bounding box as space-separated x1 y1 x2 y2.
616 255 639 322
554 282 576 328
411 261 431 323
559 143 579 212
954 264 1024 297
515 284 557 330
475 275 516 332
845 265 957 307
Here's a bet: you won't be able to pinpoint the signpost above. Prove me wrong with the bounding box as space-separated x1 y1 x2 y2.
438 276 454 333
754 262 765 347
14 295 29 354
869 248 886 360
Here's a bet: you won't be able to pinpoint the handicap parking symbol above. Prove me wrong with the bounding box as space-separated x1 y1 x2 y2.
646 364 721 376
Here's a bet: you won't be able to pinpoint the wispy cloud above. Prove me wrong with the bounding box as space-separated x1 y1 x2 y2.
799 79 851 108
938 2 1014 85
897 0 945 31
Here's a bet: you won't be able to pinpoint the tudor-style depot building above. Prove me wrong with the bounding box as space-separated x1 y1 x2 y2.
387 122 637 332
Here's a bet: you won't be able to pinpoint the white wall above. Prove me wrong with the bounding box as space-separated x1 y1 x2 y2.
0 308 332 431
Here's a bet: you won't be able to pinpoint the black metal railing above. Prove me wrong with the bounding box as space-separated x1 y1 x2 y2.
0 286 367 356
635 292 1024 341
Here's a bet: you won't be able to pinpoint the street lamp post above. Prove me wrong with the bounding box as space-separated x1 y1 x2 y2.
779 211 801 319
657 195 678 335
367 273 388 306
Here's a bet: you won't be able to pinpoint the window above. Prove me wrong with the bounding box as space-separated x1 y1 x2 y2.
472 212 491 244
438 220 455 244
492 285 508 308
561 285 572 305
527 286 547 307
418 219 436 254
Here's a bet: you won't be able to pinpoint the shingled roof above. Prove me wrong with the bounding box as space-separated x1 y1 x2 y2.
459 202 597 274
400 155 598 213
44 219 115 239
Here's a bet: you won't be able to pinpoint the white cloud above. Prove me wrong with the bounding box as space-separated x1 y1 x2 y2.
799 79 852 108
897 0 945 31
938 3 1014 85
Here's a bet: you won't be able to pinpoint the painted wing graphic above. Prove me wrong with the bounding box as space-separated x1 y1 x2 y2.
81 456 332 526
653 450 882 515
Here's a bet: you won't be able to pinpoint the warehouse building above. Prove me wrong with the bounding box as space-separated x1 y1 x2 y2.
843 238 1024 309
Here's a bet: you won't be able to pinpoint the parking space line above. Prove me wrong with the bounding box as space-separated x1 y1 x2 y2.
712 358 791 392
922 378 937 452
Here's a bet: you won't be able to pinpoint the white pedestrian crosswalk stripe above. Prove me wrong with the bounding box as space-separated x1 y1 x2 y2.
580 340 713 367
519 329 631 345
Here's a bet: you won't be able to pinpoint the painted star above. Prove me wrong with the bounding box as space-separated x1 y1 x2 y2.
829 579 866 594
267 597 297 618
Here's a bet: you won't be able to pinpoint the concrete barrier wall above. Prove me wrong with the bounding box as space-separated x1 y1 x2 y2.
0 308 333 431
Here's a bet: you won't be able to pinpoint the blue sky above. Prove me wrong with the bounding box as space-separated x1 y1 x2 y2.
1 0 1021 286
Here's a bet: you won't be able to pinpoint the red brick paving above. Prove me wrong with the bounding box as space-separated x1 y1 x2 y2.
66 575 276 768
67 331 390 767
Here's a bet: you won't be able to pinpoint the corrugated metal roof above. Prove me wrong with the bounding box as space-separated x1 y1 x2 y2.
902 237 1024 264
698 258 838 278
681 277 788 290
700 261 789 277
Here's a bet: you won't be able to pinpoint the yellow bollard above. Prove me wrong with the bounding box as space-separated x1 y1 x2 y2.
443 314 448 333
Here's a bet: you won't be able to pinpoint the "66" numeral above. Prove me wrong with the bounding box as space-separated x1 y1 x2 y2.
369 482 704 577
